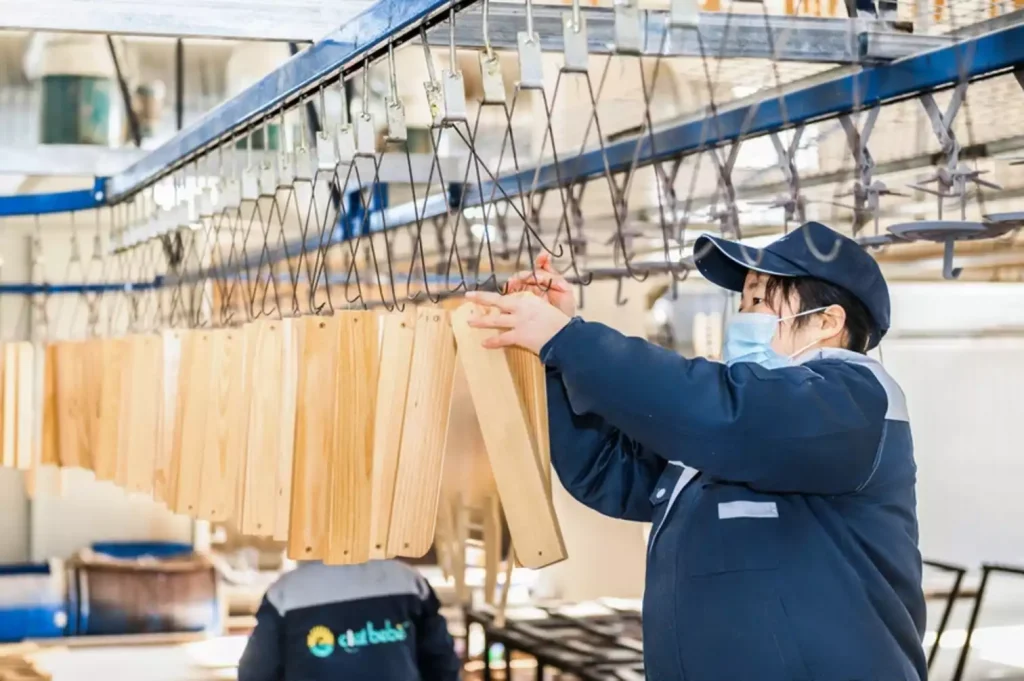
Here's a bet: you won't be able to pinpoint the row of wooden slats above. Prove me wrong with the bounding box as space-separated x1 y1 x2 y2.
2 301 567 570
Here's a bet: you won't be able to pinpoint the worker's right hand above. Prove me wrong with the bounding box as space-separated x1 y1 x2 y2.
504 253 577 318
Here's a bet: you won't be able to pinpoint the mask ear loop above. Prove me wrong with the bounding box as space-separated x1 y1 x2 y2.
779 306 831 360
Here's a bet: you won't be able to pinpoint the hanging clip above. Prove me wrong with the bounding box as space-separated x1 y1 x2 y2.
517 0 544 89
478 0 507 104
355 59 377 156
614 0 643 55
257 120 278 196
442 5 469 122
669 0 700 28
336 72 358 164
385 40 408 142
293 102 314 182
562 0 589 73
422 25 446 125
278 109 299 187
316 85 338 172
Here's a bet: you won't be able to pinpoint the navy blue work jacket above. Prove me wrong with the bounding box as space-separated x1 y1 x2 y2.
541 318 926 681
237 560 460 681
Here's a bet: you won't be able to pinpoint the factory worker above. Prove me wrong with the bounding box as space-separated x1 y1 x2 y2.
238 559 461 681
466 221 926 681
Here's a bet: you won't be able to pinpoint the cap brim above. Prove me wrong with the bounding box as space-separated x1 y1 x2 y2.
693 234 808 291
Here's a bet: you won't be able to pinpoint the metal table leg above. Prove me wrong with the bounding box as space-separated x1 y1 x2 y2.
951 566 991 681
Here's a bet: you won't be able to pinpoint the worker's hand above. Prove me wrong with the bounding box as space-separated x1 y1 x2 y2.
465 290 572 355
504 253 577 317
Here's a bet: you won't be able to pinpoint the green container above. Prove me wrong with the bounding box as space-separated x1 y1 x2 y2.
39 75 117 145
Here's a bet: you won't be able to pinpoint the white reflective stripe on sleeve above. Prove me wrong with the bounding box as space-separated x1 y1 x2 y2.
718 500 778 519
649 463 699 552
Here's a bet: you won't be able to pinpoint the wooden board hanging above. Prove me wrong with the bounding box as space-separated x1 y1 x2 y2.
0 344 10 468
40 344 60 468
507 345 550 489
123 335 163 495
288 316 342 560
14 343 35 472
367 309 416 560
387 307 457 559
172 331 214 516
325 311 379 565
93 339 127 481
450 303 566 569
53 342 91 471
274 318 300 542
242 319 296 537
197 329 249 522
153 331 183 505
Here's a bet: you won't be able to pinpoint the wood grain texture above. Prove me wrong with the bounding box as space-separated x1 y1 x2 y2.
288 316 342 560
450 303 566 569
172 332 213 516
506 346 550 490
124 335 163 494
242 320 291 537
14 343 35 471
325 311 379 565
273 318 300 542
367 309 416 559
0 346 9 468
198 329 249 522
40 344 60 467
93 339 127 481
53 342 90 471
387 308 457 559
153 332 182 505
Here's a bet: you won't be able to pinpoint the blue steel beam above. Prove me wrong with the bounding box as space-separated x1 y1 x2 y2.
105 0 475 202
0 278 164 295
164 20 1024 286
0 179 107 218
366 22 1024 233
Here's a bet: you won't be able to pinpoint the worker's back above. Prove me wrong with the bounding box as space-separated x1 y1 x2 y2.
238 560 461 681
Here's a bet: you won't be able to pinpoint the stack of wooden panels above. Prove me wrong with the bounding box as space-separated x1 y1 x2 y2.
10 298 566 570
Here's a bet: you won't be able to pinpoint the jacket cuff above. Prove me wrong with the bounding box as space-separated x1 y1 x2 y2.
540 316 585 367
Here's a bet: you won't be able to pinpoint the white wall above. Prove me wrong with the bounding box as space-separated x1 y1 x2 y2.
881 282 1024 568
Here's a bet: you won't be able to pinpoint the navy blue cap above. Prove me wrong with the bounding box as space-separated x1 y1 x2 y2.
693 221 890 348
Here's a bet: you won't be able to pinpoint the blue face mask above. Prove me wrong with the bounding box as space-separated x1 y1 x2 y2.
722 308 827 369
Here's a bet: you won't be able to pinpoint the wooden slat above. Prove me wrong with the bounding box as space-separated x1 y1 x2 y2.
40 344 59 468
273 318 299 542
288 316 342 560
153 332 182 505
0 345 9 468
172 331 213 516
483 493 502 606
449 303 566 569
387 308 457 559
367 309 416 560
93 339 127 481
123 335 163 495
14 343 35 471
198 329 249 522
507 345 550 489
53 342 90 471
326 311 379 565
242 320 290 537
114 338 136 488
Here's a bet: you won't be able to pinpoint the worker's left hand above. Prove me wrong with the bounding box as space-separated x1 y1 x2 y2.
465 290 572 355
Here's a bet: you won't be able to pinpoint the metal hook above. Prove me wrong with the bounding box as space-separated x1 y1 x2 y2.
615 276 629 306
942 238 962 280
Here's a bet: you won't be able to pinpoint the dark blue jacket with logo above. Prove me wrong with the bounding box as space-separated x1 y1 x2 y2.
542 318 927 681
237 560 460 681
